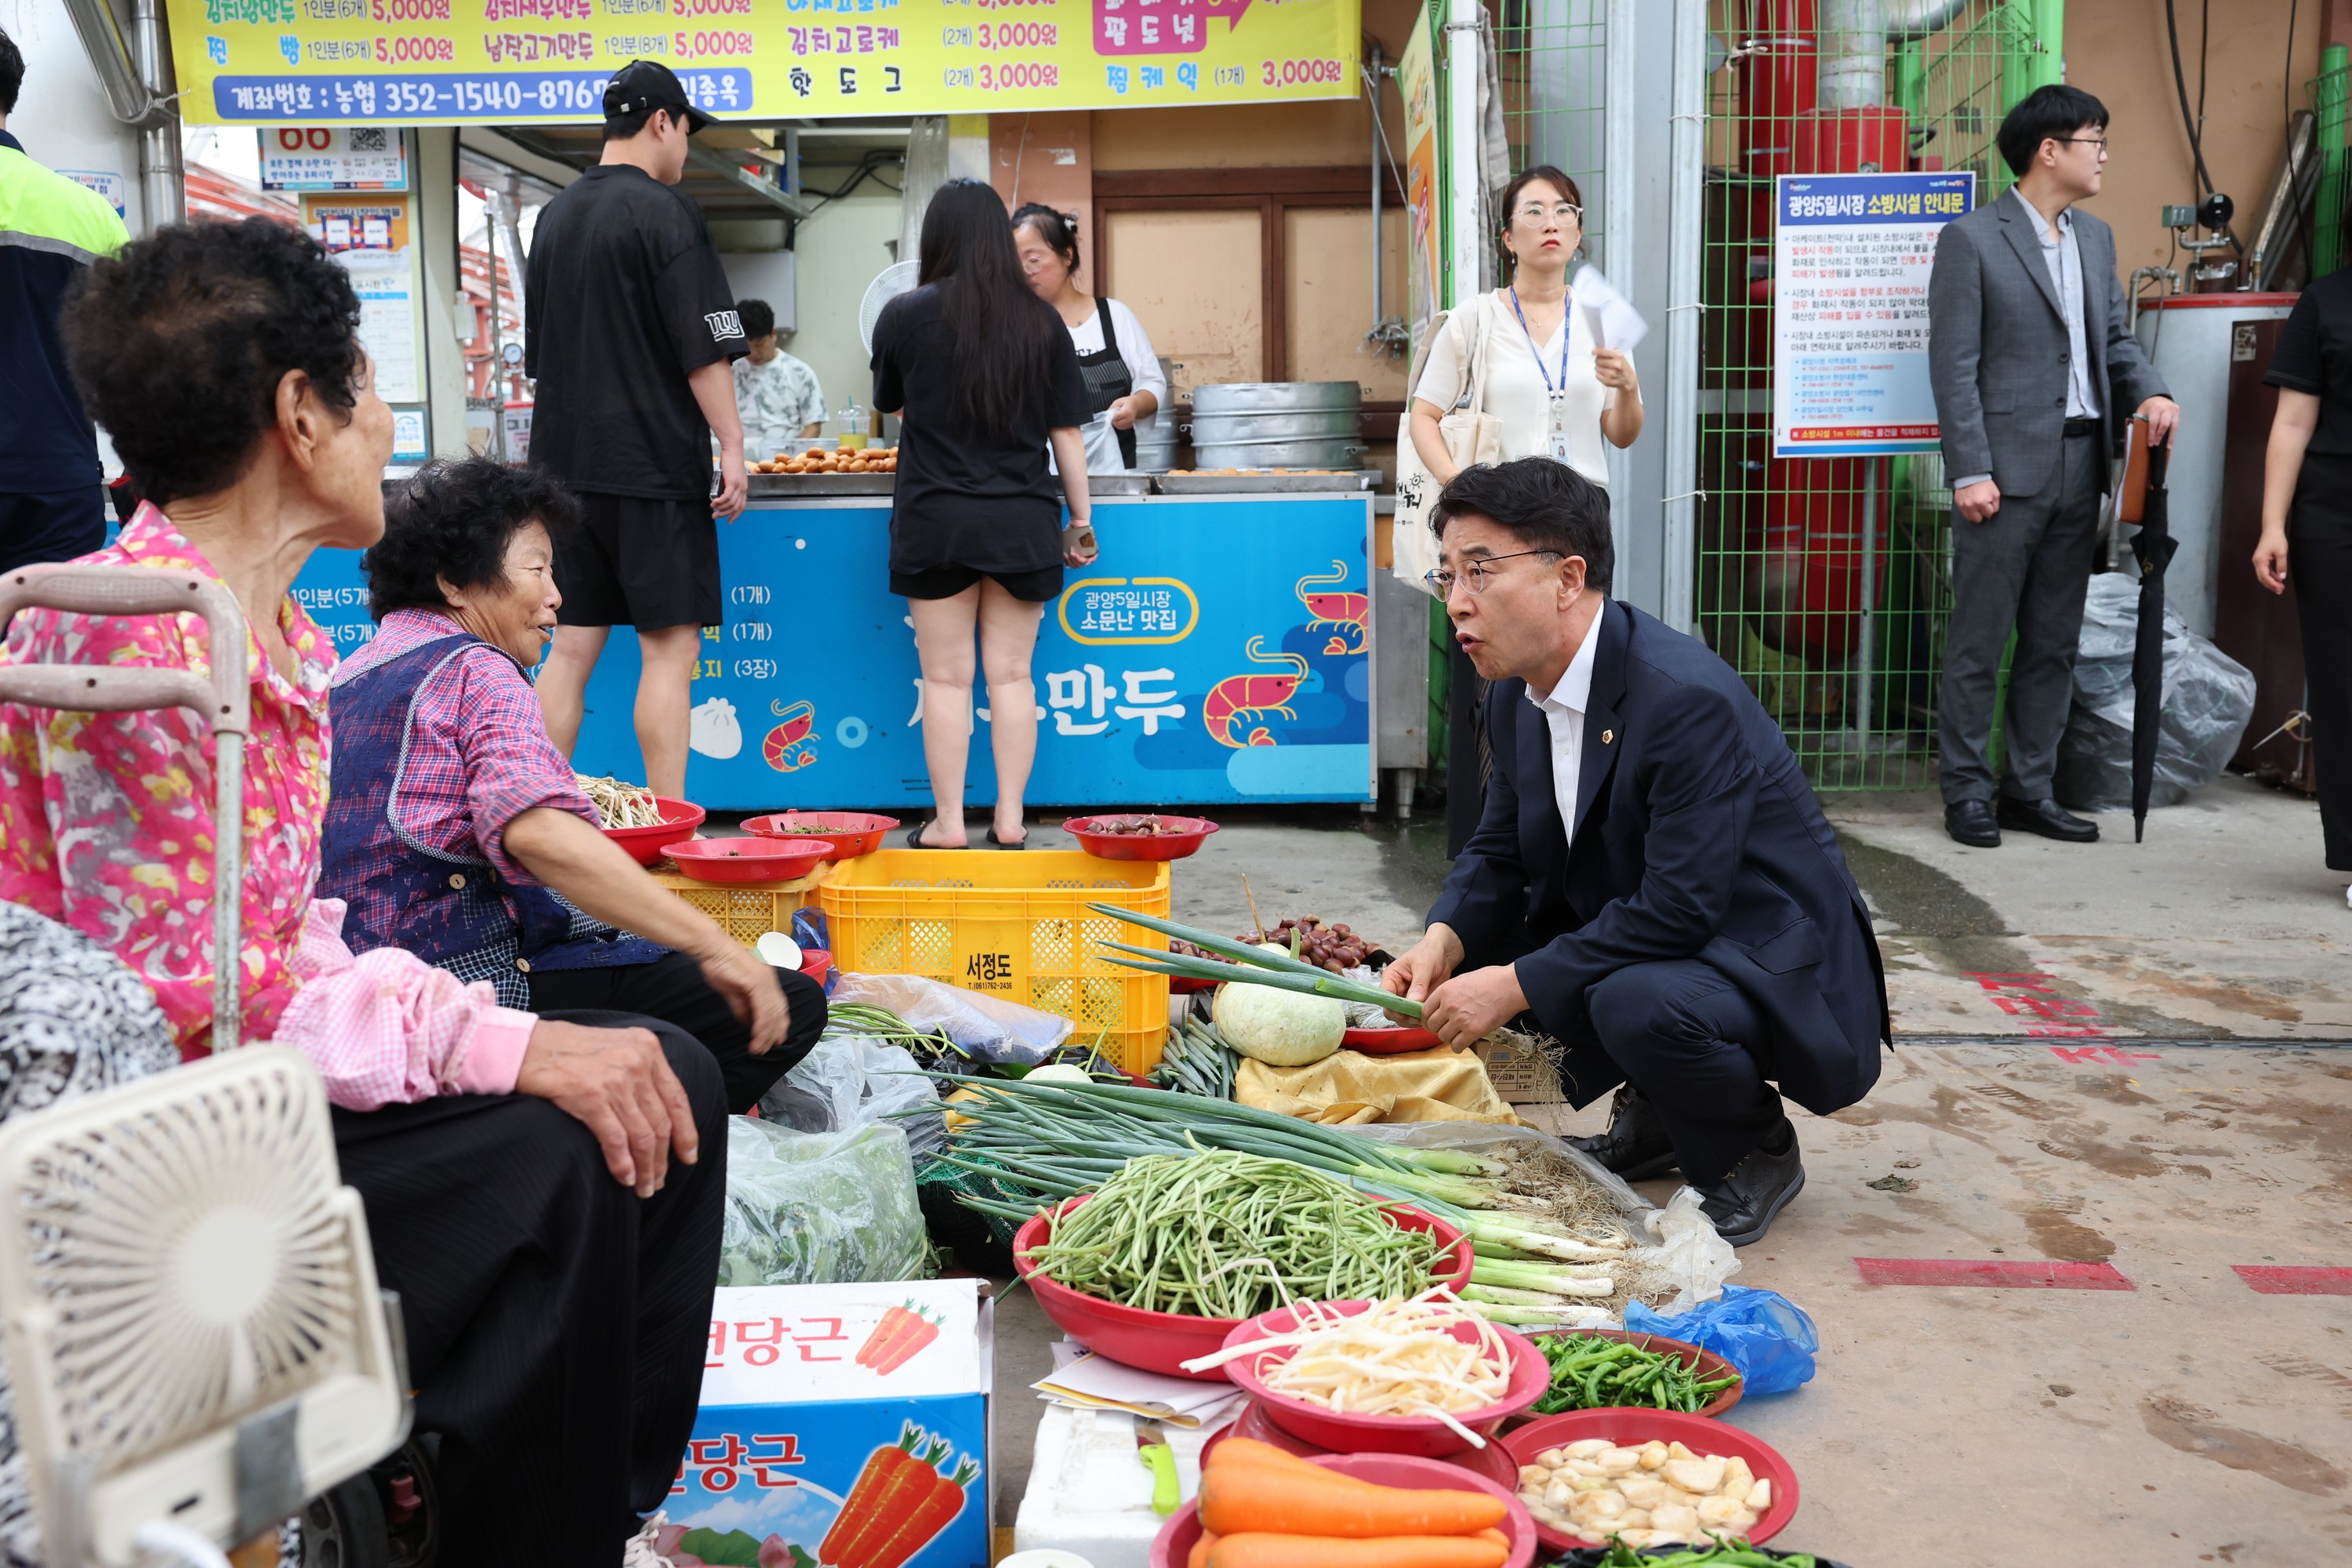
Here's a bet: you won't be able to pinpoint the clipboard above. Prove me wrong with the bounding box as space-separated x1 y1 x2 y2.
2115 412 2152 525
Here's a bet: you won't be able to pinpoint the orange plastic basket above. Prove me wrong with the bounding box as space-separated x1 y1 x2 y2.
818 849 1172 1073
650 862 832 945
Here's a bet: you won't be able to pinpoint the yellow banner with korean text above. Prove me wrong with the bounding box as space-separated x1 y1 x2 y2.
169 0 1360 124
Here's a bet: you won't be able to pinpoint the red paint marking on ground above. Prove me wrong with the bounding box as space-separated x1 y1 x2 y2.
2233 1265 2352 1295
1962 970 2111 1041
2045 1043 2160 1065
1855 1258 2136 1290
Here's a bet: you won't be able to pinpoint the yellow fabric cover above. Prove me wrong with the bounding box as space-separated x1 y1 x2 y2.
1235 1044 1523 1126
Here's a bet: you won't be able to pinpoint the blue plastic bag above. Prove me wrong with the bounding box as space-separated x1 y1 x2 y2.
1623 1284 1819 1395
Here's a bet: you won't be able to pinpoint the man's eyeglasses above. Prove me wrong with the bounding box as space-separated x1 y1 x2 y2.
1422 549 1563 597
2055 135 2108 152
1514 202 1584 225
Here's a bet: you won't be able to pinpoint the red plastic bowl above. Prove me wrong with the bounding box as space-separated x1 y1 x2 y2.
1062 814 1221 861
1011 1197 1472 1381
662 837 837 884
741 811 900 858
1219 1301 1549 1457
1203 1399 1523 1490
1149 1451 1537 1568
603 797 705 866
1343 1025 1444 1054
1500 1410 1799 1552
797 948 833 987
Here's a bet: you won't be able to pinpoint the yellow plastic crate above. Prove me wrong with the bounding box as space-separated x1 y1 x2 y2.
650 860 833 946
818 849 1171 1073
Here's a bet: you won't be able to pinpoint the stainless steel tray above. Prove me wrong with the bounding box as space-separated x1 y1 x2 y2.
1153 470 1377 494
748 473 895 495
1186 408 1362 442
1191 380 1364 414
1088 473 1154 495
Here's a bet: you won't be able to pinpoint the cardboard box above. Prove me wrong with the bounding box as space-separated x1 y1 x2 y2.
1475 1034 1566 1105
656 1280 993 1568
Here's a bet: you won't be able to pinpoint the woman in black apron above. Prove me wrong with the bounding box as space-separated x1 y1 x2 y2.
1013 204 1168 471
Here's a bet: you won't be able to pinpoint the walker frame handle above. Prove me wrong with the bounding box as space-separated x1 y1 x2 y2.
0 565 253 1051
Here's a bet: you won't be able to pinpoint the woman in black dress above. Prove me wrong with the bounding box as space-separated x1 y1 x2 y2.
873 179 1096 848
2254 266 2352 906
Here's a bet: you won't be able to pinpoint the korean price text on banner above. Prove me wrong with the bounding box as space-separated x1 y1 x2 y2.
169 0 1359 124
1771 171 1974 458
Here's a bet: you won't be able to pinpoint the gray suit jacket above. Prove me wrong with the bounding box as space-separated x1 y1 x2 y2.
1927 191 2169 498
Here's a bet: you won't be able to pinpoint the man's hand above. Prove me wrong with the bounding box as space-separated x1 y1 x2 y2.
1381 924 1465 1013
1107 394 1145 430
713 447 749 521
2139 395 2180 448
695 939 789 1052
1955 478 2002 523
1421 964 1530 1050
514 1020 699 1197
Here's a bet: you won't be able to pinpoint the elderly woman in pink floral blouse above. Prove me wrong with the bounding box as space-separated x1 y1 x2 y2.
0 217 724 1566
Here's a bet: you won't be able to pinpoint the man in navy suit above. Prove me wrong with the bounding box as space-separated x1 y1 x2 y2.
1384 459 1886 1244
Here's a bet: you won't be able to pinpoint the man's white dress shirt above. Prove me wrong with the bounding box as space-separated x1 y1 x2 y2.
1527 597 1606 850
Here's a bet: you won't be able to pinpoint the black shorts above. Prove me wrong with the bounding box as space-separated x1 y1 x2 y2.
554 492 722 630
890 563 1065 603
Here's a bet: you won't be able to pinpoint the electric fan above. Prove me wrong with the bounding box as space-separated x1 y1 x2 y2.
857 258 922 354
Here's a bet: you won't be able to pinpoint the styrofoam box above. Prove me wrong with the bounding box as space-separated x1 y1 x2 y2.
1012 1404 1214 1568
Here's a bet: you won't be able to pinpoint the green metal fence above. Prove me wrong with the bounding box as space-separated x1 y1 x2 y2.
2312 45 2349 278
1695 0 2056 789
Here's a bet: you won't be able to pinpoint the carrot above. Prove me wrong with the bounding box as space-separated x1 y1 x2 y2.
1203 1439 1383 1489
858 1306 912 1368
819 1425 920 1566
844 1438 950 1568
873 1311 941 1375
1206 1534 1508 1568
1197 1469 1503 1539
1188 1534 1219 1568
862 1455 979 1568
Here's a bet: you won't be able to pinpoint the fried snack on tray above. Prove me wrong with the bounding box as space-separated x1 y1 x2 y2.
750 445 899 475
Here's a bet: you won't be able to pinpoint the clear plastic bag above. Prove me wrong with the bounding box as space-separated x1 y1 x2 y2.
1348 1118 1651 1217
828 971 1073 1066
759 1035 944 1159
1623 1283 1819 1396
719 1116 931 1287
1639 1185 1741 1315
2055 572 2258 811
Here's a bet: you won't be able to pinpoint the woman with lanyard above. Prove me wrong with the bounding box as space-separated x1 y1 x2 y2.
1408 165 1643 854
1013 204 1169 471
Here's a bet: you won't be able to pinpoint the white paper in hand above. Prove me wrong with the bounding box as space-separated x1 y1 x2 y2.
1573 264 1649 354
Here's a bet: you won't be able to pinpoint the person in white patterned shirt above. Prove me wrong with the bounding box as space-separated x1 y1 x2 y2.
731 297 825 459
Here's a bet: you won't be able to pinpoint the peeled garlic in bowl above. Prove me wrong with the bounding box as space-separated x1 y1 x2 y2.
1517 1438 1768 1547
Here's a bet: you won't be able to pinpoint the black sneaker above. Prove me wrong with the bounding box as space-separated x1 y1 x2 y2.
1566 1085 1680 1181
1694 1130 1806 1247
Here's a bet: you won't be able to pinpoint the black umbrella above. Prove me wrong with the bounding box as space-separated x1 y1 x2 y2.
2122 429 2176 844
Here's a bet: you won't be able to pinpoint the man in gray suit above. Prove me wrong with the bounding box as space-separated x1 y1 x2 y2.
1928 84 2177 849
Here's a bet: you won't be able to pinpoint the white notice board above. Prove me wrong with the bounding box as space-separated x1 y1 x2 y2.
1772 172 1974 458
303 191 423 405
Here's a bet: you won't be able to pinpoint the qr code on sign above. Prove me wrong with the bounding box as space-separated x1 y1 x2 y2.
348 128 390 152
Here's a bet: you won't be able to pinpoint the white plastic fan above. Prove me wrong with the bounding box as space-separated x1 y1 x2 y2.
0 1046 407 1567
858 258 922 354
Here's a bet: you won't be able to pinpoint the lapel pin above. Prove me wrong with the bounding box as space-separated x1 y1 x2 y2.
1602 729 1614 745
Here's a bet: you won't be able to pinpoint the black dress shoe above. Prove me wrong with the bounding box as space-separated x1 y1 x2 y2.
1694 1130 1806 1247
1567 1085 1680 1181
1944 799 2000 848
1997 795 2100 843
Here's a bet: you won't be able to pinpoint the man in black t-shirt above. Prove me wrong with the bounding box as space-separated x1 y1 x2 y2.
527 60 747 802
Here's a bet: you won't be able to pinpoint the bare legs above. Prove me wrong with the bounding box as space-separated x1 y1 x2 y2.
906 579 1045 847
536 622 705 802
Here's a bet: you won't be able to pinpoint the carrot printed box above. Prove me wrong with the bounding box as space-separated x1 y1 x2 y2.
655 1280 993 1568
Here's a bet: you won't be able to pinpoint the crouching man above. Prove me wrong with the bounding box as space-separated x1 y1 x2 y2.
1383 459 1888 1245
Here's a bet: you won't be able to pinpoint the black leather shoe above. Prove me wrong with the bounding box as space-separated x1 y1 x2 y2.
1997 795 2099 843
1944 799 2000 848
1567 1086 1679 1181
1694 1131 1806 1247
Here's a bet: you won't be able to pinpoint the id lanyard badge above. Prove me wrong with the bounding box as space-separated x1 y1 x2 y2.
1509 286 1576 468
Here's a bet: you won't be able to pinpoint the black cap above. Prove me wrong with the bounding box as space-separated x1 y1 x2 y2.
604 60 717 133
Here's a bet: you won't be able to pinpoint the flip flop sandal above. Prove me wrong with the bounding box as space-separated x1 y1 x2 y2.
986 827 1028 849
905 822 970 849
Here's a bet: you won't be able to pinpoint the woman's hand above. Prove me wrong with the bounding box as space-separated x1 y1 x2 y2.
515 1019 698 1196
694 938 789 1052
2254 528 2291 595
1593 347 1639 393
1065 523 1098 568
1407 401 1461 486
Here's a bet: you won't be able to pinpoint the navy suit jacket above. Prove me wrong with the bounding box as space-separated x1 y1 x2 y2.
1427 600 1888 1115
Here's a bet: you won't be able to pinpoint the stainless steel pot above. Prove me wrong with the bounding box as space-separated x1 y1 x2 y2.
1191 437 1367 469
1185 408 1361 443
1190 381 1364 415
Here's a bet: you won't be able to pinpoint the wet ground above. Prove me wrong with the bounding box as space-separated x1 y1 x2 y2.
987 777 2352 1563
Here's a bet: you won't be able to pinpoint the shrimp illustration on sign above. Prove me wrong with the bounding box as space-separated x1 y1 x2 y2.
1203 637 1311 749
1295 560 1368 655
763 699 819 773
